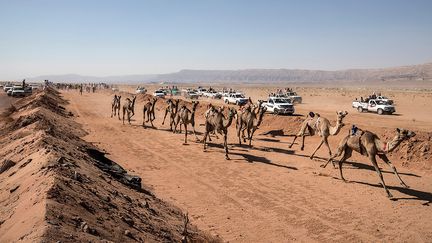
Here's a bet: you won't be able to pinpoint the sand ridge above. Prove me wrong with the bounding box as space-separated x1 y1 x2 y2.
0 88 219 242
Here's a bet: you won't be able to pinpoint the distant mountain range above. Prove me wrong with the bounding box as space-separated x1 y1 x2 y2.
27 63 432 84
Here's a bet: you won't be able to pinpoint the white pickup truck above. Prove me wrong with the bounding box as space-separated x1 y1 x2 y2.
223 93 249 105
352 99 395 115
262 97 295 115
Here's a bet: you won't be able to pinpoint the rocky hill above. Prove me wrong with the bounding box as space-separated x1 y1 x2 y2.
24 62 432 84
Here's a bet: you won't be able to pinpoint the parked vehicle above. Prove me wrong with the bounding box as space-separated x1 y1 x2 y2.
352 99 395 115
183 90 199 99
196 87 207 96
3 84 13 92
376 96 393 105
153 90 166 98
262 97 295 115
285 91 302 104
8 86 32 97
223 93 249 105
203 90 222 99
136 87 147 94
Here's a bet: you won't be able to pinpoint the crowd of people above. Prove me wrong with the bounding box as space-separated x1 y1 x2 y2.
268 87 294 97
355 91 382 103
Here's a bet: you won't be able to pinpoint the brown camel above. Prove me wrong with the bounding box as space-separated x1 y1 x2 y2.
122 96 136 125
236 101 266 147
205 104 225 141
111 95 121 120
323 128 416 198
203 107 237 160
142 97 158 128
173 101 200 144
289 111 348 160
162 99 180 131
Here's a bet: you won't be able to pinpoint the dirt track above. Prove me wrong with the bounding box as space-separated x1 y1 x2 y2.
63 90 432 242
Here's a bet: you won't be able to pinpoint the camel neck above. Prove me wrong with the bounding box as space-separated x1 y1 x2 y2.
224 113 234 128
380 135 404 153
329 115 344 135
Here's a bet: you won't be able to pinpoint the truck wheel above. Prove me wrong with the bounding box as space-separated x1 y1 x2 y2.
357 107 363 112
377 109 384 115
274 108 279 115
225 99 228 104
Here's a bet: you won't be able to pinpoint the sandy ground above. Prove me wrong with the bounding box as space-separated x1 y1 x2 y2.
62 87 432 242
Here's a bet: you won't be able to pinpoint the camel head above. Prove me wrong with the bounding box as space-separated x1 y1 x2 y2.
191 101 199 110
396 128 416 140
336 110 348 126
228 107 237 117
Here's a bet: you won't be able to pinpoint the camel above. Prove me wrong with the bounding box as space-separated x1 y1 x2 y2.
142 97 158 128
323 128 416 198
173 101 200 144
162 99 180 131
236 100 267 147
289 111 348 160
111 95 121 119
203 107 237 160
122 96 136 125
204 104 226 141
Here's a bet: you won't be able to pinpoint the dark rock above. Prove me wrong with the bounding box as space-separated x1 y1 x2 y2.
0 159 16 174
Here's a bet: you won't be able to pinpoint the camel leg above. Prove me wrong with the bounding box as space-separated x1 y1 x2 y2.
183 123 188 144
322 142 346 168
301 136 306 151
338 147 352 182
203 131 209 151
378 153 409 188
249 128 257 147
142 110 146 127
111 106 114 117
122 109 125 124
310 139 324 160
149 113 155 128
192 124 199 142
146 111 150 122
241 126 247 143
322 136 332 159
247 128 252 147
236 123 242 145
162 109 169 125
224 132 230 160
370 155 393 198
289 136 297 148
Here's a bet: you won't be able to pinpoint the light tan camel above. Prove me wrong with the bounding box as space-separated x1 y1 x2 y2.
323 128 416 198
289 111 348 160
111 95 121 120
162 99 180 131
203 107 237 160
122 96 136 125
142 97 158 128
173 101 200 144
236 101 266 147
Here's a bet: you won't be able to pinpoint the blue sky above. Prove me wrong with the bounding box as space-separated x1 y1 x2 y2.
0 0 431 79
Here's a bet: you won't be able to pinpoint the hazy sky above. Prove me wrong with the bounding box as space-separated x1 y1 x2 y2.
1 0 431 79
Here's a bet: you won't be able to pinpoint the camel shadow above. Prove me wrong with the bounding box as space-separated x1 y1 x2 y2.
350 180 432 204
292 154 421 178
230 152 298 170
255 138 281 142
253 146 295 155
